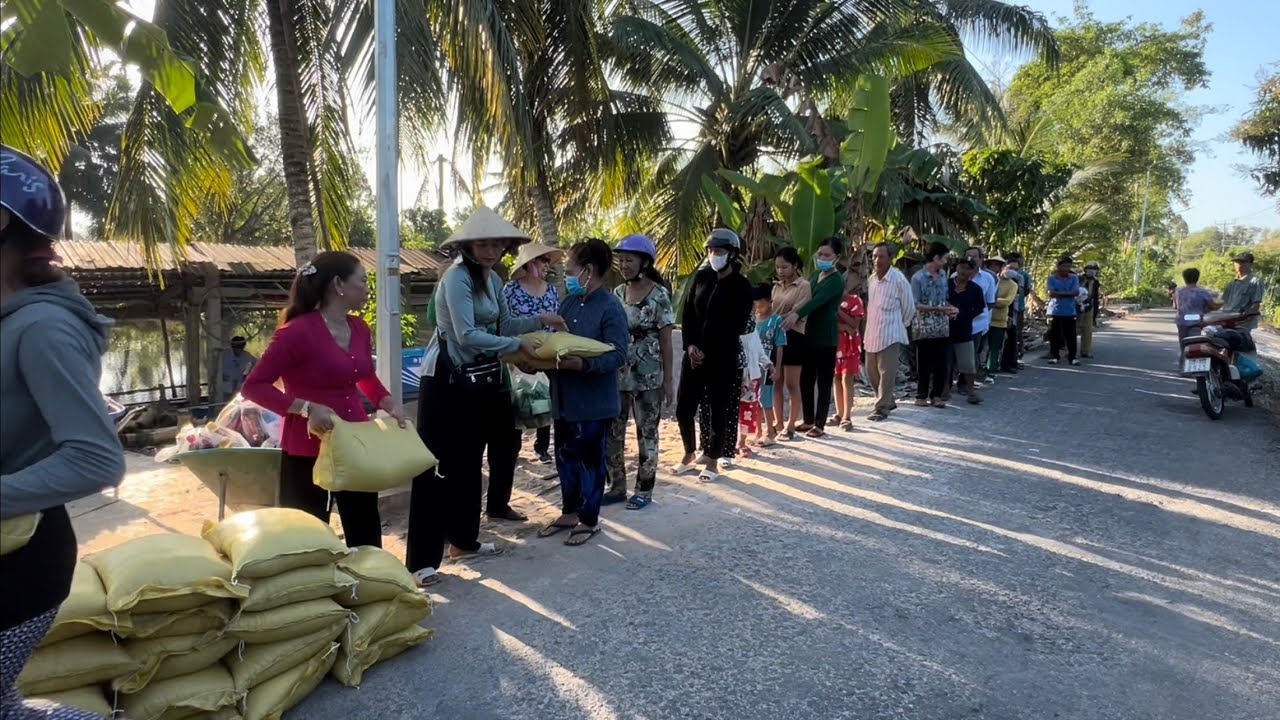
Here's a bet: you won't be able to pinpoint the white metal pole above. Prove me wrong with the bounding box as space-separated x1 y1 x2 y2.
1133 163 1152 288
374 0 401 405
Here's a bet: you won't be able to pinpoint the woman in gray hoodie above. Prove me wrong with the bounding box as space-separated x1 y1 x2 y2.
0 145 124 717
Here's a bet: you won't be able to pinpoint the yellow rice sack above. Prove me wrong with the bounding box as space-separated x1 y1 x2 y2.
226 625 344 693
313 417 437 493
41 561 127 645
114 634 240 693
242 645 339 720
335 546 419 606
85 533 247 614
501 331 614 370
124 600 234 639
120 664 238 720
202 508 351 581
18 633 140 696
0 512 41 555
331 623 431 688
227 598 351 644
29 686 114 716
344 592 431 655
240 565 357 612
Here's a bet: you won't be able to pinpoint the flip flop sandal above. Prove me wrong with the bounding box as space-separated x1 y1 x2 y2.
448 542 502 562
538 522 576 538
626 494 652 510
564 527 601 546
796 423 815 432
758 437 777 447
670 462 698 475
839 420 854 431
780 430 796 441
721 457 737 468
867 412 887 422
413 568 442 588
698 470 719 483
805 427 825 438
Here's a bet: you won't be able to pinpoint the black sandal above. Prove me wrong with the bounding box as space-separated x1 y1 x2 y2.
601 491 628 506
564 526 600 546
487 508 528 522
537 521 576 538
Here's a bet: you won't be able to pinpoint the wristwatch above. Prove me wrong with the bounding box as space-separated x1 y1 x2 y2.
299 401 311 419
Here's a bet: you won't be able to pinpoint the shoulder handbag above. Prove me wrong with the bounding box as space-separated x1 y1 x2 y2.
439 334 504 394
912 308 950 340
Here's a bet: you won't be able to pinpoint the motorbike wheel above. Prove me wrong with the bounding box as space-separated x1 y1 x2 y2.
1197 369 1225 420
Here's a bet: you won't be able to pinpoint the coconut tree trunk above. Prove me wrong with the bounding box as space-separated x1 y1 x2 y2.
531 168 560 247
265 0 318 267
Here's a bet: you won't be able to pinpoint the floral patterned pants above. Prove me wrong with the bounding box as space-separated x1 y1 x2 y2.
2 609 106 718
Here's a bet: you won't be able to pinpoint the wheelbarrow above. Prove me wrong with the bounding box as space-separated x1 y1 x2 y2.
176 447 282 520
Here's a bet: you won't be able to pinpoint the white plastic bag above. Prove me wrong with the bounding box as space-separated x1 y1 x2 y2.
215 395 283 448
155 422 250 463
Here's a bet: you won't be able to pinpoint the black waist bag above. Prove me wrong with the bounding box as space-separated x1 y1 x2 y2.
439 335 504 394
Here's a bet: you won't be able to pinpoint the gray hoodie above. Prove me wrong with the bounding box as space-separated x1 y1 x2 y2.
1 279 125 518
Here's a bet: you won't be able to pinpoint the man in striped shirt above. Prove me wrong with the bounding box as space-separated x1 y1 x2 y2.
864 243 917 421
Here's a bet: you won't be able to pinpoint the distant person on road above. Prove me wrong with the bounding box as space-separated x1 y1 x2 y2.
771 247 810 439
673 229 753 483
831 274 865 431
783 236 846 438
1174 268 1220 342
983 257 1017 384
1000 253 1032 372
1078 261 1103 358
1220 252 1266 332
911 241 957 408
960 246 997 380
862 242 916 421
1046 255 1081 366
220 335 256 398
948 258 987 405
503 242 564 464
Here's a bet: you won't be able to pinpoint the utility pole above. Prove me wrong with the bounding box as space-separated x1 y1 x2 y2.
374 0 401 403
1133 163 1152 288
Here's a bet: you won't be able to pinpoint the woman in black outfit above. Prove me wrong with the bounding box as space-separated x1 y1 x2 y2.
673 228 754 483
1 145 125 718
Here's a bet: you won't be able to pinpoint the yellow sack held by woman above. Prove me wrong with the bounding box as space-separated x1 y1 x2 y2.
501 332 614 370
312 417 436 493
0 512 40 555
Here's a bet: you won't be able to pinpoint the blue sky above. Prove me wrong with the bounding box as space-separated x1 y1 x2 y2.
970 0 1279 233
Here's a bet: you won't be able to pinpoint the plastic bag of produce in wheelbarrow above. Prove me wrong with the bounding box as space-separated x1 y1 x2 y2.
155 422 251 463
216 395 284 448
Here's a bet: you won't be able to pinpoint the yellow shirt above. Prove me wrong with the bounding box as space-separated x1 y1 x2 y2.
990 277 1018 329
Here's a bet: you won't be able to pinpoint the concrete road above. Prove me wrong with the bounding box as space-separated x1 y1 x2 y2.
298 310 1280 720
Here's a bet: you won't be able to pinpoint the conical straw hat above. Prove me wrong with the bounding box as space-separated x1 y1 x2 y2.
511 243 565 275
442 207 532 247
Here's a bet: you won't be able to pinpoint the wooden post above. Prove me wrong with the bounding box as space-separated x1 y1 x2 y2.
184 291 202 406
204 267 224 404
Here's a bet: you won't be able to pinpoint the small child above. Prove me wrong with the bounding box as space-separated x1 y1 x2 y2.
832 289 865 431
752 284 786 446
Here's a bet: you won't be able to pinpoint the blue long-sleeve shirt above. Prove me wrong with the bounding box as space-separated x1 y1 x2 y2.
549 287 630 422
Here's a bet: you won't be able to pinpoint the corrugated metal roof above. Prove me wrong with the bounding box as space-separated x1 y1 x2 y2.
54 240 444 278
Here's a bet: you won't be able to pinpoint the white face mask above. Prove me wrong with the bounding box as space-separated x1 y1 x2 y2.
708 253 729 271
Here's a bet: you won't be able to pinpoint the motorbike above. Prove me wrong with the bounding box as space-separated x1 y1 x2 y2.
1179 311 1263 420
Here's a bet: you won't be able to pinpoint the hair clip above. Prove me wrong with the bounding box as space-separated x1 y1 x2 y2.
300 263 318 276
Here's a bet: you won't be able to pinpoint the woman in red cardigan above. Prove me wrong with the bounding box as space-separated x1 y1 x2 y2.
242 251 405 547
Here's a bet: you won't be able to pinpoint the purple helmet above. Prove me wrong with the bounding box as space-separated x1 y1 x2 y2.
616 233 658 262
1 145 67 239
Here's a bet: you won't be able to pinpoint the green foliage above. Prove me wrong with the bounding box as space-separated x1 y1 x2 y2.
359 272 418 347
400 207 451 250
960 147 1071 250
1233 64 1280 199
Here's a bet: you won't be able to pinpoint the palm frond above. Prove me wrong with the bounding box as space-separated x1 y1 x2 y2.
941 0 1059 68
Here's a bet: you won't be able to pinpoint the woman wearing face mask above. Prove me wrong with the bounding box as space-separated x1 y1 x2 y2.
771 247 811 439
243 250 408 548
406 209 565 587
503 243 564 464
783 236 846 438
1 145 125 719
673 229 754 482
537 239 629 545
604 234 674 510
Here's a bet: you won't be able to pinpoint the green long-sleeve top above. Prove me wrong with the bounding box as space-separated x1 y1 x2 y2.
796 271 843 348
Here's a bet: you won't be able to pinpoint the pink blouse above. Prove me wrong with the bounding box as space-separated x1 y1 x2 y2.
242 313 390 457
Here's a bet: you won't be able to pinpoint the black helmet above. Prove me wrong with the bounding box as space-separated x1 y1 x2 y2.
1 145 67 239
705 228 740 251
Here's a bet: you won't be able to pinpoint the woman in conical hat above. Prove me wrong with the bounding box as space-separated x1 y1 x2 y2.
406 208 565 586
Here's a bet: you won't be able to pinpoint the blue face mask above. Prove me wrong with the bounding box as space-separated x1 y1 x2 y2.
816 259 836 272
565 271 587 297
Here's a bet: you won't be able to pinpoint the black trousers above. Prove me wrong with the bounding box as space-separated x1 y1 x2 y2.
801 346 838 428
534 426 551 454
1001 313 1020 370
406 367 519 573
1048 316 1078 361
677 357 738 458
915 338 949 400
280 453 383 548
